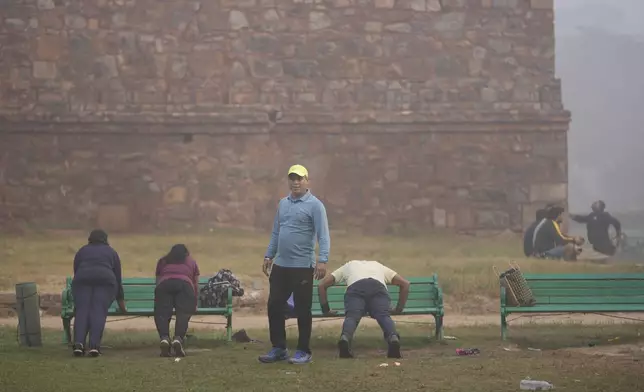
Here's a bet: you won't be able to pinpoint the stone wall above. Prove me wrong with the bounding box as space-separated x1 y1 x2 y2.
0 0 569 233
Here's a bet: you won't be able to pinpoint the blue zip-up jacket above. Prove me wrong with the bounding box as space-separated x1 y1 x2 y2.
73 243 124 300
264 190 330 268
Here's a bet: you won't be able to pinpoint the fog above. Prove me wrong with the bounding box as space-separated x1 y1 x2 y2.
555 1 644 213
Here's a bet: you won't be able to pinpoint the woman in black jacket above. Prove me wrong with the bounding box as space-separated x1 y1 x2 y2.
71 229 126 357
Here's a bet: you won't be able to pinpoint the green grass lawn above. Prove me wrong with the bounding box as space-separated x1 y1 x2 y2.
1 324 643 392
2 229 643 311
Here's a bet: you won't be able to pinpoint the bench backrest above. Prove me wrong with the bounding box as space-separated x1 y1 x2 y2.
522 273 644 305
311 275 443 313
65 277 216 311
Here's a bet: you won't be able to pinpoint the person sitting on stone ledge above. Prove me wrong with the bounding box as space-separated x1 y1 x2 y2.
533 205 585 261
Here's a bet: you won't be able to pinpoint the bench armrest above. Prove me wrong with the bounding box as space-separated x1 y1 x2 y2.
436 286 444 313
433 273 445 315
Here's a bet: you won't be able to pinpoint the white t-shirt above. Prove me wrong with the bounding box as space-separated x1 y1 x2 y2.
331 260 398 288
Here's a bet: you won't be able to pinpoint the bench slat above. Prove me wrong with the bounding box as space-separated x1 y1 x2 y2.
527 280 644 289
312 284 437 293
109 277 212 285
535 296 644 305
107 308 228 316
531 288 644 297
311 298 438 310
311 307 440 317
523 273 644 280
320 291 437 301
505 304 644 313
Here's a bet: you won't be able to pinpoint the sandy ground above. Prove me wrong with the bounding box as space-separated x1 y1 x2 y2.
1 312 642 332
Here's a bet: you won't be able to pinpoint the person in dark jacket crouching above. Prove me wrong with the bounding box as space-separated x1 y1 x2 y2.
154 244 200 358
72 229 126 357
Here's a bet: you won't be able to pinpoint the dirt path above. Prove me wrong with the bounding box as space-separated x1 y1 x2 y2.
1 312 642 332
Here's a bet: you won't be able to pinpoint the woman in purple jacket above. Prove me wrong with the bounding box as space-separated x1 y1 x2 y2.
72 229 126 357
154 244 200 357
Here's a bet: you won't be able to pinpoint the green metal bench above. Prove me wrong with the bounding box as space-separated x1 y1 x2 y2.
61 277 233 343
311 274 445 339
500 273 644 340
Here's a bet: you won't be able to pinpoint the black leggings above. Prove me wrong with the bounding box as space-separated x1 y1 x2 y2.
154 279 196 339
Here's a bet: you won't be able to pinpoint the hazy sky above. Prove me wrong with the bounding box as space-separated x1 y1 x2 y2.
553 1 644 213
556 0 644 37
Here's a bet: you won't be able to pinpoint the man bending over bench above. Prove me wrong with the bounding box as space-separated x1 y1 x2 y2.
317 260 410 359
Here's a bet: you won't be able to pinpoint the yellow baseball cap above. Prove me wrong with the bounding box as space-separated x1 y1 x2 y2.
287 164 308 178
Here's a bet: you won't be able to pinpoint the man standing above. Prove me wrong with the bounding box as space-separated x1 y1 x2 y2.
570 200 622 257
259 164 331 365
317 260 410 359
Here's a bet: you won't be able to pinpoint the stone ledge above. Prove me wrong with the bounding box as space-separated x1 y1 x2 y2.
0 110 571 134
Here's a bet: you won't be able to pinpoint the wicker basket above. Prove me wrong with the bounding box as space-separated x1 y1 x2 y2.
495 262 536 307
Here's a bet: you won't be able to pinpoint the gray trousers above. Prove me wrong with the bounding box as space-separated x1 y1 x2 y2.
72 282 116 349
342 278 397 340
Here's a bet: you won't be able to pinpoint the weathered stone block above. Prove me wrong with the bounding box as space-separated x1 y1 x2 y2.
456 208 475 229
397 0 426 11
36 36 65 61
309 12 331 31
433 12 465 33
37 0 55 10
230 61 247 80
481 87 497 102
529 183 567 203
488 39 512 54
477 210 509 229
164 186 188 205
375 0 395 8
32 61 58 79
411 198 431 208
531 0 553 9
188 51 224 78
168 55 188 79
249 59 283 78
247 34 282 54
441 0 465 7
532 141 566 158
97 205 131 232
221 0 256 6
38 91 67 104
492 0 518 7
65 15 87 29
433 208 446 228
427 0 442 11
385 23 412 33
95 55 119 78
364 21 382 32
229 10 249 30
5 18 26 29
283 60 319 78
263 9 280 22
